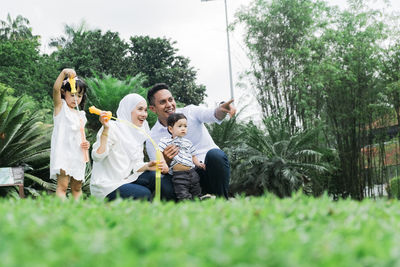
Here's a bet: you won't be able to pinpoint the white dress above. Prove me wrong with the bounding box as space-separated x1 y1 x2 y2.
50 99 87 181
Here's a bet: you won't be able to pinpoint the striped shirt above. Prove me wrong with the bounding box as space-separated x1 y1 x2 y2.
159 136 195 174
147 105 222 162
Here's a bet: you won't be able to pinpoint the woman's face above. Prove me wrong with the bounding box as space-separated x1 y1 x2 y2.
131 100 148 127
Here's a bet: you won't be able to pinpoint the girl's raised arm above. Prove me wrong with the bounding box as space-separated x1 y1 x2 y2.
53 68 76 115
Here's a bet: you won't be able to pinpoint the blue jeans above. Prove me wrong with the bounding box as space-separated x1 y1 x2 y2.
164 148 230 199
197 148 230 198
133 170 176 201
106 171 174 201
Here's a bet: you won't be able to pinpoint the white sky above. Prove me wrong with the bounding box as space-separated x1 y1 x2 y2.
1 0 400 118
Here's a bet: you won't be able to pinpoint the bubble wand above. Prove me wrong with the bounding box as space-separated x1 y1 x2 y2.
89 106 162 202
69 77 89 163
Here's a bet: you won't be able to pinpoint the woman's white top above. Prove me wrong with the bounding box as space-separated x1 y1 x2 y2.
50 99 87 181
90 121 147 199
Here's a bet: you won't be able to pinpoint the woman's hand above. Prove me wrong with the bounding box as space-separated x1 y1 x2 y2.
99 111 110 128
81 140 90 150
147 160 169 174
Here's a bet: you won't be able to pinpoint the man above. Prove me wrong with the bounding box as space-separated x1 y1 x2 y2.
146 83 235 199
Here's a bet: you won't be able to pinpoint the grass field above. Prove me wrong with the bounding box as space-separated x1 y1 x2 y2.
0 194 399 267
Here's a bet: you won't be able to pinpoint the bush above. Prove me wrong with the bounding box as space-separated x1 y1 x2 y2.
0 89 52 197
85 73 153 140
227 117 328 198
389 176 400 199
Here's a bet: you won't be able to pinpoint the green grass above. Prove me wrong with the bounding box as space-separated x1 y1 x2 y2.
0 194 399 267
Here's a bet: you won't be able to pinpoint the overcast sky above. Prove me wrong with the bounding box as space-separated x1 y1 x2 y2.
1 0 400 116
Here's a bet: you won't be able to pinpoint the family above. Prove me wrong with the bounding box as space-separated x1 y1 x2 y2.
50 68 235 201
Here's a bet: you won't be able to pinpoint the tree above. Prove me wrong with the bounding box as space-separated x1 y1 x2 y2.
234 0 331 132
234 0 400 199
382 42 400 142
317 1 388 199
51 28 129 79
0 38 39 93
0 13 34 40
85 73 154 137
49 21 90 50
127 36 206 105
0 14 57 113
51 28 206 105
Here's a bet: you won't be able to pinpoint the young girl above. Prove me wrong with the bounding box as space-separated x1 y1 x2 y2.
50 68 90 200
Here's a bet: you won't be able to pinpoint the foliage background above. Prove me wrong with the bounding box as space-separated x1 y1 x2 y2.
2 0 400 199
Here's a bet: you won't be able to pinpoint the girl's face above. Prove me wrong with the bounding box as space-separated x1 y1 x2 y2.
63 87 84 109
131 100 148 127
168 118 187 138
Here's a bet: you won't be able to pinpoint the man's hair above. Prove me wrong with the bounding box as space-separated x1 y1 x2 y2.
167 113 187 134
147 83 169 106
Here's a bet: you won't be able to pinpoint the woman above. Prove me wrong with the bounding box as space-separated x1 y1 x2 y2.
90 93 172 200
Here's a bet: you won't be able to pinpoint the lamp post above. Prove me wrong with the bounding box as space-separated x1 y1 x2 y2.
201 0 234 100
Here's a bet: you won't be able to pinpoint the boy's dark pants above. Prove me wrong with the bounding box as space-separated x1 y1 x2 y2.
172 168 201 200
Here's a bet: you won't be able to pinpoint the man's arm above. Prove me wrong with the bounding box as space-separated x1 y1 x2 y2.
214 99 236 120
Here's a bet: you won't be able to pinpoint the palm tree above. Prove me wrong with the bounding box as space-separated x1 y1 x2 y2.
0 91 53 197
206 107 246 150
229 118 328 197
0 13 33 40
85 73 150 134
49 21 90 50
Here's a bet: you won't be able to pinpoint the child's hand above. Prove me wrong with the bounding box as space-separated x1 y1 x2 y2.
160 160 169 174
62 68 76 79
81 141 90 150
197 162 206 170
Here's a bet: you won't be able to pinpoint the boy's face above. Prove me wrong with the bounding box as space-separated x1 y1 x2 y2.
168 118 187 138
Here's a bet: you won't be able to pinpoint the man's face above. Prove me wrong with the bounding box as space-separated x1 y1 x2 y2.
150 89 176 124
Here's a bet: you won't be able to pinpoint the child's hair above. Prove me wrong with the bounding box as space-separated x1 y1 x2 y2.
61 77 88 110
167 113 187 135
147 83 169 106
167 113 187 127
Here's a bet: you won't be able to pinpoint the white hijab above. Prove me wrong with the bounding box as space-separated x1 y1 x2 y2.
115 93 150 160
